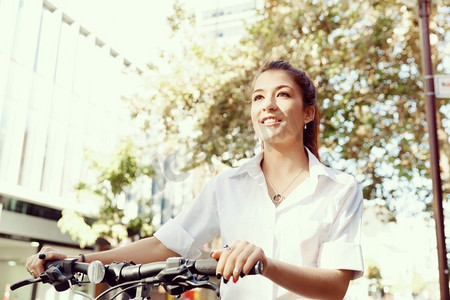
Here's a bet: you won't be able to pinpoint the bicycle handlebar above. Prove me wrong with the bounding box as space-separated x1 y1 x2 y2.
11 257 263 299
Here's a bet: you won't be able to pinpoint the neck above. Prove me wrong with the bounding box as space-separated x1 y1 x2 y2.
261 143 310 205
262 143 309 175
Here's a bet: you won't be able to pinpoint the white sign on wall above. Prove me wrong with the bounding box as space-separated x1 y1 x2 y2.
434 75 450 98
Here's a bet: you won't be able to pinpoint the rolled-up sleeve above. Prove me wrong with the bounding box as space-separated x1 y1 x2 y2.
154 178 220 258
318 178 364 279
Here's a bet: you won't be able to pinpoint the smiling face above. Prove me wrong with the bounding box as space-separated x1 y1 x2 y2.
251 70 314 147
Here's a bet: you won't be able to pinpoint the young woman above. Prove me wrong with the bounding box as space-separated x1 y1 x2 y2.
26 61 363 299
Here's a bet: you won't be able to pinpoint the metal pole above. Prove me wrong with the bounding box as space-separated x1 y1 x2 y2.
417 0 449 299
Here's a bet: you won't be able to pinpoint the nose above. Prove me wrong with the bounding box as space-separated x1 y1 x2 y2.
262 96 277 111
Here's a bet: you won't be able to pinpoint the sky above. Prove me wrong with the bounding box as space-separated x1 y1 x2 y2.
63 0 176 67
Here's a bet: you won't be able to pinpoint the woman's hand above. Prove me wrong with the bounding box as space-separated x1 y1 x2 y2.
25 246 67 278
210 240 268 283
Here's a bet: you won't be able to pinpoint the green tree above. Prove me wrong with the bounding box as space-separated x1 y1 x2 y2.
366 262 383 296
127 0 449 219
69 0 449 247
58 139 155 247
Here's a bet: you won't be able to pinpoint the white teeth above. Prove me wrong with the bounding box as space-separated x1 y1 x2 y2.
263 118 280 125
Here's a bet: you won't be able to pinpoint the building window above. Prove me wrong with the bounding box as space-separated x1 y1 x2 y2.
0 195 62 220
54 16 77 88
34 5 60 79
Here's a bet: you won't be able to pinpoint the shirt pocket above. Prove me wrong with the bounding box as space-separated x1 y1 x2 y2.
298 220 330 266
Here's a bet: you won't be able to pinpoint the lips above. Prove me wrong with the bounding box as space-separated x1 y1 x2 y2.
260 116 282 125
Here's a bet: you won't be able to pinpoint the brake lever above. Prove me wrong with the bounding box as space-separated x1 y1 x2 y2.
184 277 220 297
171 273 219 297
161 271 193 295
40 266 71 291
10 278 42 291
40 259 80 292
155 260 221 297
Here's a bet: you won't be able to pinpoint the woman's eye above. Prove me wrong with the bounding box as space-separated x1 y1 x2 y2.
278 92 290 97
253 95 263 101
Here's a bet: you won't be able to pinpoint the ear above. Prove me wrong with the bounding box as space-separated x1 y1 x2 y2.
304 106 315 124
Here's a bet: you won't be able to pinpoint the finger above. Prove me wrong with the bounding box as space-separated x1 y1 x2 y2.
232 266 241 283
26 246 51 277
231 243 254 282
216 243 238 281
222 242 246 281
28 249 66 277
215 246 231 278
33 255 46 277
242 248 266 276
26 255 43 278
210 249 223 261
27 268 35 277
25 257 35 277
39 251 66 261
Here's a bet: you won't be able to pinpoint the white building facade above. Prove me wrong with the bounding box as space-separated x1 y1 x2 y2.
0 0 266 299
0 0 140 299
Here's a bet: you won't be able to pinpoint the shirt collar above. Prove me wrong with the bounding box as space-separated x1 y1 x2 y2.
307 148 338 181
229 147 337 182
228 151 264 179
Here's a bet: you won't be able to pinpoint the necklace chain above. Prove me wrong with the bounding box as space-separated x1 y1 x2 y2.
265 167 305 205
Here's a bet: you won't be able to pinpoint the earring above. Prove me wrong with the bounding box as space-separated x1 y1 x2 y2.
304 123 307 130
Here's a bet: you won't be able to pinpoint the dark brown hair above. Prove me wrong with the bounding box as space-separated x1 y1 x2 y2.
254 60 320 160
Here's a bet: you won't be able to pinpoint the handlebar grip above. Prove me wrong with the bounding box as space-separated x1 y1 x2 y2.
193 259 263 276
193 259 217 275
43 259 89 274
251 261 263 275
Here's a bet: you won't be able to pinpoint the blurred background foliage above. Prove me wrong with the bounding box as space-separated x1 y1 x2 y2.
60 0 450 246
58 139 156 247
129 0 450 216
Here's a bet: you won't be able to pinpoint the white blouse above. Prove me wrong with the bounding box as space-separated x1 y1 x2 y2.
154 149 364 299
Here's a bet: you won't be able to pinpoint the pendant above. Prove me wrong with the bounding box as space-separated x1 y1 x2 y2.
272 194 285 204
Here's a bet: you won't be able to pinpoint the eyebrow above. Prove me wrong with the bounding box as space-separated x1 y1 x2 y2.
252 84 294 94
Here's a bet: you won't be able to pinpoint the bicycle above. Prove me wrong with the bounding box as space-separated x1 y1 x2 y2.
11 257 263 299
